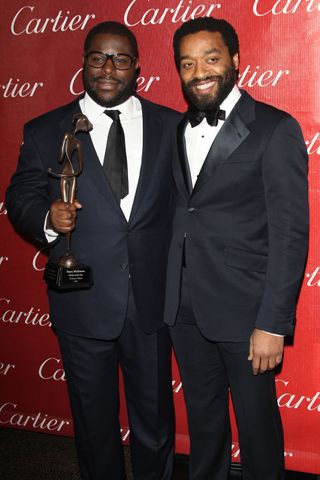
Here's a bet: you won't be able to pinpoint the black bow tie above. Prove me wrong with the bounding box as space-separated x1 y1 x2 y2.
188 107 226 128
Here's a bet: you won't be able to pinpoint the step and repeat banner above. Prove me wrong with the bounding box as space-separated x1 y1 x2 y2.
1 0 319 474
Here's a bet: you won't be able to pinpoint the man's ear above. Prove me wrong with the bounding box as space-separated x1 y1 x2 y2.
232 53 240 70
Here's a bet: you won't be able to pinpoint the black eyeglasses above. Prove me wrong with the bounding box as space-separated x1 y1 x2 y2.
85 51 136 70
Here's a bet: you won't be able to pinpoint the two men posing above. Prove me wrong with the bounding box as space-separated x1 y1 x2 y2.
6 16 308 480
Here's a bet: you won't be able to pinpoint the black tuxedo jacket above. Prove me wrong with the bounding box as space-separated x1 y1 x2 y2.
164 90 309 341
6 96 181 339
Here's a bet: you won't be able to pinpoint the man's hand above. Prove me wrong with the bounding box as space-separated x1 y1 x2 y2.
248 328 284 375
48 200 82 234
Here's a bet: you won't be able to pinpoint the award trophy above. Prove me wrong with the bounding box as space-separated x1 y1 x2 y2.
44 113 93 290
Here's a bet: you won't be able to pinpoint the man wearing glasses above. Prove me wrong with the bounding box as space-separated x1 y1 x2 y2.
6 21 180 480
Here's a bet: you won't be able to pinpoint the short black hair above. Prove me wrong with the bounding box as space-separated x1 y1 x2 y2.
173 17 239 67
84 21 138 57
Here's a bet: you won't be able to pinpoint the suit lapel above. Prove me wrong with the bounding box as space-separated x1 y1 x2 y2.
81 133 123 212
58 99 81 135
176 115 193 197
128 98 162 222
192 90 255 195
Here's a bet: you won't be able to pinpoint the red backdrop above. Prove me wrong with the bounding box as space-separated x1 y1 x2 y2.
1 0 319 474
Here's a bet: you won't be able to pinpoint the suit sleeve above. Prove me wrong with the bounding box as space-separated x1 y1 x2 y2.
255 115 309 335
5 123 52 245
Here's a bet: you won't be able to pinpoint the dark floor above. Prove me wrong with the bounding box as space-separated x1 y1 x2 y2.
0 427 318 479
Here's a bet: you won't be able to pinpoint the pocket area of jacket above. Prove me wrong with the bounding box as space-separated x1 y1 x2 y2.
223 247 267 272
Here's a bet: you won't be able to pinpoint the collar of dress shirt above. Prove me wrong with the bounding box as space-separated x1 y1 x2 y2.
80 93 141 123
219 84 241 120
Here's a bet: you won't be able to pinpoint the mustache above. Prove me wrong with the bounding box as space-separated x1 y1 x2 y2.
92 74 122 83
187 75 221 88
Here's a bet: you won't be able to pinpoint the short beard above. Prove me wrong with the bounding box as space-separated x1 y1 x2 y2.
182 66 237 112
82 68 138 108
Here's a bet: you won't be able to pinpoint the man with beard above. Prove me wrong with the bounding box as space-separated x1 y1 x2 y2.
164 17 308 479
6 21 181 480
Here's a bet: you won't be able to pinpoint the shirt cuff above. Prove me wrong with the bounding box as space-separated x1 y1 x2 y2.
44 212 59 243
261 330 284 337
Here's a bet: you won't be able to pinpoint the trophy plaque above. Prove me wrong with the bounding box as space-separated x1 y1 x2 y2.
44 113 93 290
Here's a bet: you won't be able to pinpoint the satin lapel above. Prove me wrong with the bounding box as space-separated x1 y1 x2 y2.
175 115 193 198
128 100 162 222
58 99 123 213
192 91 254 196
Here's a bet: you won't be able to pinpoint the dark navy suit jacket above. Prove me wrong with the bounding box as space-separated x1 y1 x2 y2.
164 90 309 341
6 95 181 339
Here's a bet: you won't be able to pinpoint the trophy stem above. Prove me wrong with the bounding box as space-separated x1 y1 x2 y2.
66 231 71 252
57 233 77 267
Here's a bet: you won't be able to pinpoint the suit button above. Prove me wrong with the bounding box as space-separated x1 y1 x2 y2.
188 207 196 212
121 263 128 270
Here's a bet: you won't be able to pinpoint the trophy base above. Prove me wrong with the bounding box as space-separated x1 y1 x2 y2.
44 262 93 290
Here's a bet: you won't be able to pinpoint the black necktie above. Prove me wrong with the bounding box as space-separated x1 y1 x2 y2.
188 107 226 128
103 110 128 202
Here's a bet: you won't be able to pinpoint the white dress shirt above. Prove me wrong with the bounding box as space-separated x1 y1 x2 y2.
185 85 241 187
79 93 143 221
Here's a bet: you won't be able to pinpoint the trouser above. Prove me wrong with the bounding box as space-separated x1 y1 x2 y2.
170 269 284 480
56 289 174 480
